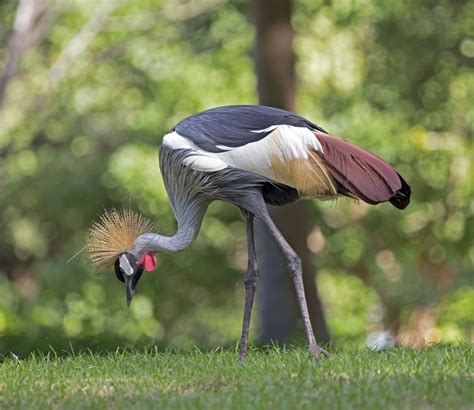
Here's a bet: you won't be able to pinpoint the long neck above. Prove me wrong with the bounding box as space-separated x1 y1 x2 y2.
133 199 208 256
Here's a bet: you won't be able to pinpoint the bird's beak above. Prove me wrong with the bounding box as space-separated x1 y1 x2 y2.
125 275 135 307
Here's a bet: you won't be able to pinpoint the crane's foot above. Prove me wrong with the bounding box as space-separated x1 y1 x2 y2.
309 345 329 359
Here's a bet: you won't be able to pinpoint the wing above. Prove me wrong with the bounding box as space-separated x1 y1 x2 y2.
163 105 411 208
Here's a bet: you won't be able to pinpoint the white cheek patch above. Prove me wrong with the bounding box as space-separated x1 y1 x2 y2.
119 254 133 276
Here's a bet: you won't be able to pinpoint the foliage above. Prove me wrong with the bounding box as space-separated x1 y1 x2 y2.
0 346 472 409
0 0 472 353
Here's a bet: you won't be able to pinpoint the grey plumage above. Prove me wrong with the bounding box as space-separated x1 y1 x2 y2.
134 146 274 256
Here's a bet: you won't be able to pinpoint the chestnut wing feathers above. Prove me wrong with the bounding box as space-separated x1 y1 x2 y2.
315 132 411 209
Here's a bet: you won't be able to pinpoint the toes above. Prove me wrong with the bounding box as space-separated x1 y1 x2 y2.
309 346 329 359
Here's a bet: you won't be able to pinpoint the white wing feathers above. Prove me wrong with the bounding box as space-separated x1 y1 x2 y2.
162 131 228 172
162 125 332 196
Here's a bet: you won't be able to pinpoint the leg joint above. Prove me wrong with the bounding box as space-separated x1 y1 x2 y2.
244 269 258 288
287 254 302 274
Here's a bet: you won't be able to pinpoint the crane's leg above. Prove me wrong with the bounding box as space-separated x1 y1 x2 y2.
239 211 258 360
258 208 328 359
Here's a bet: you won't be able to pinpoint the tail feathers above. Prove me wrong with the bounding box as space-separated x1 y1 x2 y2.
315 132 411 209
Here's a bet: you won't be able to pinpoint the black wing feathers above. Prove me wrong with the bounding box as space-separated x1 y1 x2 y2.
173 105 327 153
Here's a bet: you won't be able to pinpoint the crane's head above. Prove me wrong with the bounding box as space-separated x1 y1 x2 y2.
114 251 156 306
86 209 156 306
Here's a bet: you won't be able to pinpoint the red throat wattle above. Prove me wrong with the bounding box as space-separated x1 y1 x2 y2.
138 253 157 271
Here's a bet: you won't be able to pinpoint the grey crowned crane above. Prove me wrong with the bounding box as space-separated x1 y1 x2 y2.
87 105 411 359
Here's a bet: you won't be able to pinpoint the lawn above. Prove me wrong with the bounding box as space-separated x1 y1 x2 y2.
0 345 471 409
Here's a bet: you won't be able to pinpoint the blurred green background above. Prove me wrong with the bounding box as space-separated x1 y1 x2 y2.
0 0 472 355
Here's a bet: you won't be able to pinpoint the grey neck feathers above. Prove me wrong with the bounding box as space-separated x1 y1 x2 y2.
133 199 208 256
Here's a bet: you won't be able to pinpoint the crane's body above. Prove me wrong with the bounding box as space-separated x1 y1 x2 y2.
88 105 411 359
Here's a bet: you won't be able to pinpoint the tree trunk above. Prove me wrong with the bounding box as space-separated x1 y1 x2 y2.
0 0 50 106
252 0 330 345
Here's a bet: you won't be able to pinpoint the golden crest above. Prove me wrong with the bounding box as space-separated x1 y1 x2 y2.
86 208 153 272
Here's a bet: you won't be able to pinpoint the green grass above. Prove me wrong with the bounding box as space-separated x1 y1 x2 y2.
0 345 472 409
